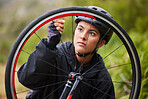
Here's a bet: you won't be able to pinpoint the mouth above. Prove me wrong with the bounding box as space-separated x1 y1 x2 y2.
77 42 86 47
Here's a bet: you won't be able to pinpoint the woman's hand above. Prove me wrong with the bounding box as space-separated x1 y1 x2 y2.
54 19 65 35
47 19 65 49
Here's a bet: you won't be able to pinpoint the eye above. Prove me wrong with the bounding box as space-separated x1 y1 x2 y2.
89 32 95 36
78 27 83 31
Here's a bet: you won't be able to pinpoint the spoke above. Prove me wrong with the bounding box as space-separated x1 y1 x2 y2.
77 89 84 99
78 25 113 74
103 44 123 59
21 45 69 75
107 63 131 69
20 49 69 75
43 82 65 99
22 50 31 55
82 61 101 76
59 18 64 44
16 90 30 95
81 81 115 98
76 20 93 73
112 81 132 85
83 78 132 85
72 16 74 41
16 70 68 78
34 32 42 41
40 59 69 75
16 80 67 94
83 63 131 75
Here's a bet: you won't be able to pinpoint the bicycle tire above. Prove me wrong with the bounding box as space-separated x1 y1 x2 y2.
5 6 141 99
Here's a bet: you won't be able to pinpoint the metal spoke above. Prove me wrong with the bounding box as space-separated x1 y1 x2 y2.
79 26 114 75
76 19 93 73
22 50 31 55
83 78 132 85
103 44 123 59
112 81 132 85
83 63 131 75
81 44 125 76
16 80 67 94
16 70 69 78
81 61 101 76
40 59 69 75
43 82 65 99
34 32 42 41
81 81 115 98
72 16 74 41
77 89 84 99
107 63 131 69
21 49 69 75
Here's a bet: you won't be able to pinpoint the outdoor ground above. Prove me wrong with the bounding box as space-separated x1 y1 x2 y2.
0 64 6 99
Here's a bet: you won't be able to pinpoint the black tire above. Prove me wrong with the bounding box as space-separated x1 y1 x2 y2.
5 6 141 99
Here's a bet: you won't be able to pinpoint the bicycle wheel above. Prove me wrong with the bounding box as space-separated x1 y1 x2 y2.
5 6 141 99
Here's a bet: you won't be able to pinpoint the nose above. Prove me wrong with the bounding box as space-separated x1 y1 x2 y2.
80 31 88 41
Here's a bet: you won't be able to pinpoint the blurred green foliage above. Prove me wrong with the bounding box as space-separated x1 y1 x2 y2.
0 0 148 98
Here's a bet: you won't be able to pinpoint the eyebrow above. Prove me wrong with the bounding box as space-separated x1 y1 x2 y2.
78 25 84 28
89 29 99 34
78 24 99 34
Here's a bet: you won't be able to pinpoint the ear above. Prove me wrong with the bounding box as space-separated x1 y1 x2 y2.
97 40 106 48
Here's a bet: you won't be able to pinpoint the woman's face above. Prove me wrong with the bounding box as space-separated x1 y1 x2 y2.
74 21 101 54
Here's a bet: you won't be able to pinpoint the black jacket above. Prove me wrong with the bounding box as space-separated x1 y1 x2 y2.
17 38 115 99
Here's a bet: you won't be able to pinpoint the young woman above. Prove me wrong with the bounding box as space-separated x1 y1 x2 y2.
17 6 115 99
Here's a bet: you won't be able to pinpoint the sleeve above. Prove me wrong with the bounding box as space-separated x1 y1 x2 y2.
17 21 61 89
17 38 58 89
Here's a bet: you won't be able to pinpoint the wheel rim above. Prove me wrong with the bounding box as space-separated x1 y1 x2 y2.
5 7 141 99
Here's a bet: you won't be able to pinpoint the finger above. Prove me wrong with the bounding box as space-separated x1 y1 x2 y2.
55 19 65 24
54 23 64 29
56 27 63 35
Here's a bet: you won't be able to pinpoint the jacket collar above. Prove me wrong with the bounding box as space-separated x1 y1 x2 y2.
66 42 105 78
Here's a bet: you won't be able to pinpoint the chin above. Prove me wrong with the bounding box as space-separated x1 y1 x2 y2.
75 48 88 54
